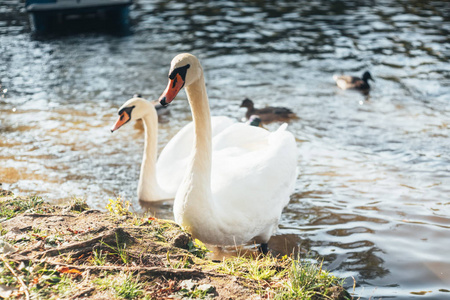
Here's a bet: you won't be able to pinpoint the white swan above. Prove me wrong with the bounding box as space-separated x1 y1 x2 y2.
111 96 235 202
158 53 298 251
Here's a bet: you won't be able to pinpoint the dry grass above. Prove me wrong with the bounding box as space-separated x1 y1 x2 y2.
0 189 350 299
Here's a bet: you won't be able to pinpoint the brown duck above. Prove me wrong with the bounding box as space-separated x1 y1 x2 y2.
240 98 297 124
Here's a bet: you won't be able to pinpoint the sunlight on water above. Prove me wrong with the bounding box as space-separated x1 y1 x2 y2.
1 0 449 299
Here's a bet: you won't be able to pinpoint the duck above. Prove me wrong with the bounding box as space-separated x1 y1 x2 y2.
111 95 235 202
333 71 374 92
246 115 263 127
240 98 297 124
158 53 298 252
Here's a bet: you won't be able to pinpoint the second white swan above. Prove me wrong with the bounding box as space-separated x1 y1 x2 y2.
111 96 235 202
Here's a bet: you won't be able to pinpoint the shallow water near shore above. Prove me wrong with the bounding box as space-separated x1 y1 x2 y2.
1 0 449 299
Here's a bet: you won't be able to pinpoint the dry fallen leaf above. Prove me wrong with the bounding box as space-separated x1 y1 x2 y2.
57 267 82 275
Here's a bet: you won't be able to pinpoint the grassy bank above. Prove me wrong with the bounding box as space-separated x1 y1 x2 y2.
0 189 351 299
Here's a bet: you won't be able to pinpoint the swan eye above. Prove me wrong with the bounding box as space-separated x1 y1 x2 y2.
169 64 190 80
118 105 135 119
172 76 178 88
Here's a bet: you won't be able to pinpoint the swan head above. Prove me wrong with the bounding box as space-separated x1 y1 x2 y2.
111 96 155 132
159 53 202 106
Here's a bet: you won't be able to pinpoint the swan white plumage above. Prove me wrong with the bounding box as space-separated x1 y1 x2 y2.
111 96 235 202
158 53 298 250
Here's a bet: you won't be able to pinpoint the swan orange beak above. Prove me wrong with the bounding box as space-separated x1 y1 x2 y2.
159 73 185 107
111 111 130 132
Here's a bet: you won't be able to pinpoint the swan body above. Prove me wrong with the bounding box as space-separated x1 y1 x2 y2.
158 53 298 247
240 98 297 124
111 96 235 202
333 71 374 91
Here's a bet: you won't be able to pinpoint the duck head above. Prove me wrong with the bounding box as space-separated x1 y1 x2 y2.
158 53 202 106
240 98 254 110
362 71 374 82
247 115 262 127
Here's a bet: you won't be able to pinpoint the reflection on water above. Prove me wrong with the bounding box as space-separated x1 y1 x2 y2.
1 0 450 299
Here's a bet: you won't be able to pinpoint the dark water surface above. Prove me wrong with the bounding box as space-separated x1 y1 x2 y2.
1 0 450 298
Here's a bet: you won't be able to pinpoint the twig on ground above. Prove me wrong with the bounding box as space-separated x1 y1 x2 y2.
0 255 30 300
17 241 44 257
36 228 130 258
8 255 228 279
22 213 75 218
56 262 226 278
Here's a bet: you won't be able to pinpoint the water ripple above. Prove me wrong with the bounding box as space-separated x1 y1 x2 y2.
1 0 450 299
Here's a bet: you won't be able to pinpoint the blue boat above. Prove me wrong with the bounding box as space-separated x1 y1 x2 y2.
25 0 133 34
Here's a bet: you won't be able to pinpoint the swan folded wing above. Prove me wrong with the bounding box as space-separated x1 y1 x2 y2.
210 124 298 242
212 122 270 151
157 116 236 194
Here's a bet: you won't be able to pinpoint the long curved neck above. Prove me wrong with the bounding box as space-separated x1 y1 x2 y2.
187 78 212 170
138 107 163 199
175 73 213 221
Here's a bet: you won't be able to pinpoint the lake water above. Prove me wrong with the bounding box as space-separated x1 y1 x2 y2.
1 0 449 299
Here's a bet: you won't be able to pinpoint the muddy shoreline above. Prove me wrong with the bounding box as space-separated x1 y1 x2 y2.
0 189 350 299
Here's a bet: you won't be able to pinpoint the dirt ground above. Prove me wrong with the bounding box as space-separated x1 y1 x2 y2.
0 189 350 299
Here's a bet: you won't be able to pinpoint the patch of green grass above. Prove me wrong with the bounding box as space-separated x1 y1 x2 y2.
165 251 194 269
93 274 112 291
0 196 44 219
90 249 108 266
94 272 144 299
34 267 84 299
68 197 89 213
0 188 13 197
36 274 74 299
0 261 17 286
150 220 183 243
0 225 7 236
179 286 214 299
45 234 64 246
0 260 77 300
273 257 348 300
187 239 210 259
217 253 283 282
32 227 42 234
176 279 216 299
114 273 144 299
153 225 168 242
215 253 348 299
101 233 130 265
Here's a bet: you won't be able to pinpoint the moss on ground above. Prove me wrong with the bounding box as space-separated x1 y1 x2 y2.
0 189 351 299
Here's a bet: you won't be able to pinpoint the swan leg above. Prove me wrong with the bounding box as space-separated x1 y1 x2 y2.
258 243 269 255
